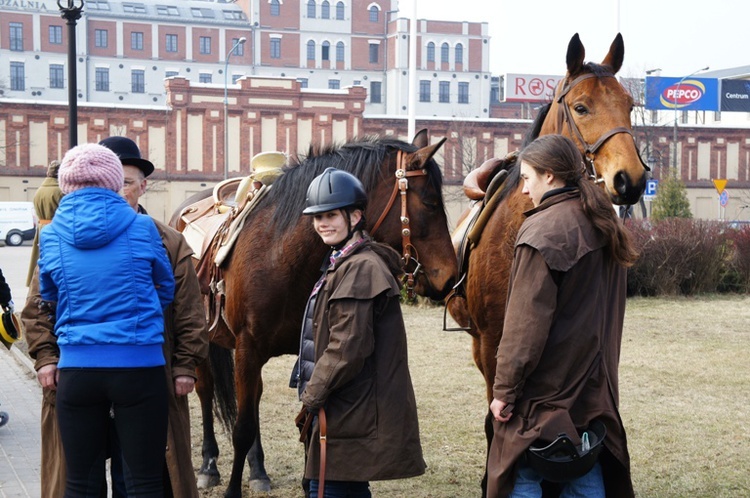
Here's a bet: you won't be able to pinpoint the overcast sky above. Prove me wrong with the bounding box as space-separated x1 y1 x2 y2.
401 0 748 78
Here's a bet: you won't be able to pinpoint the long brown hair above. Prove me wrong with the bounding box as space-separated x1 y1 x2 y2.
517 134 639 267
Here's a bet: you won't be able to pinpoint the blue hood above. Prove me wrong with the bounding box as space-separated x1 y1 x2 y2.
52 188 137 249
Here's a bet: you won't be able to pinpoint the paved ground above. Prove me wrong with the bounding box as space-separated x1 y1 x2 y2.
0 242 42 497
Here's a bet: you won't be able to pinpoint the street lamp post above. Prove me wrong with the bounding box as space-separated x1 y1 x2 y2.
58 0 84 148
224 36 247 180
672 66 709 169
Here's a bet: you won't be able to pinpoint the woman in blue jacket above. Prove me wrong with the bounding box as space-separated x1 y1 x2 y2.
38 143 174 497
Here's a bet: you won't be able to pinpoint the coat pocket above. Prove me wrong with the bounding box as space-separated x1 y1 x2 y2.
326 372 377 439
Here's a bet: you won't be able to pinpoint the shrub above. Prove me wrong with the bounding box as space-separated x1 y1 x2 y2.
650 170 692 222
627 218 731 296
722 225 750 293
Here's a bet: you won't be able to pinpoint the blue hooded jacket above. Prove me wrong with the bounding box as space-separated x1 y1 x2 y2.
39 188 174 368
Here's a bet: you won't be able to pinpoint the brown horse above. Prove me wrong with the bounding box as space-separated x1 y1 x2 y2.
447 33 647 493
173 132 457 498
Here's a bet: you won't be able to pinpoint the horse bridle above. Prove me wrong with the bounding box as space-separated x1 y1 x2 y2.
370 149 426 299
555 72 649 183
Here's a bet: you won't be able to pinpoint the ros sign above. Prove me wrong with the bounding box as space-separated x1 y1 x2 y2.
659 79 706 109
504 74 563 102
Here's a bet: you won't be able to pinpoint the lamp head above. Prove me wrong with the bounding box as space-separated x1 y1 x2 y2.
238 37 247 45
57 0 84 9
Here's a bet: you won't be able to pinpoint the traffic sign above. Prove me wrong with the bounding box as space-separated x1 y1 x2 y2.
720 190 729 207
712 179 727 195
643 179 658 201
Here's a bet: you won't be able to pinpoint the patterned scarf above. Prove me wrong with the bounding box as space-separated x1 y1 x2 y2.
310 236 367 298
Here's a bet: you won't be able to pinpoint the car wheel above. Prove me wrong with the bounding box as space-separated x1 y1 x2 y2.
5 231 24 247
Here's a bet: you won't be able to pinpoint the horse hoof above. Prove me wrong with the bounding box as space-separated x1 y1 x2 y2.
249 479 272 492
197 473 221 489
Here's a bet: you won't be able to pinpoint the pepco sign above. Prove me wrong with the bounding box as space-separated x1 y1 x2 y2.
645 76 719 111
504 74 563 102
659 79 706 108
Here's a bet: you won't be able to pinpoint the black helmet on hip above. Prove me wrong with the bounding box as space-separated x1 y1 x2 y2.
303 167 367 215
524 419 607 483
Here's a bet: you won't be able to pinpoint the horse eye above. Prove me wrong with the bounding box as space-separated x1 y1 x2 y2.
574 104 588 115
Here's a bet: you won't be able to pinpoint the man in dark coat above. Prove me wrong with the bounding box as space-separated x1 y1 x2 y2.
27 160 63 286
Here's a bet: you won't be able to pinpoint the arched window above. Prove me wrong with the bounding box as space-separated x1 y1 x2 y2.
441 42 449 63
321 0 330 19
307 0 316 18
455 43 463 64
336 1 345 20
270 0 280 16
336 41 345 62
369 5 379 22
321 40 330 61
306 40 315 60
426 42 435 63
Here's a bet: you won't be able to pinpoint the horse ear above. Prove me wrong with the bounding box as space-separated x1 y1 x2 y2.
408 137 447 168
566 33 585 75
601 33 624 74
412 129 429 148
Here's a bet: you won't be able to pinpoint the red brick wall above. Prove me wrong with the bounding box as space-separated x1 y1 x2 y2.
157 25 187 61
351 0 387 36
122 23 152 60
260 0 300 30
350 37 382 71
191 27 220 63
225 30 253 65
425 21 462 35
39 15 67 54
0 13 31 51
88 20 117 57
468 38 483 72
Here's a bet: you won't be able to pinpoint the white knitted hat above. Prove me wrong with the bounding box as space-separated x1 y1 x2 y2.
59 143 124 194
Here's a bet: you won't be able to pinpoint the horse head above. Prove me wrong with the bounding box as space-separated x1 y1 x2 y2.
541 33 647 205
367 130 457 301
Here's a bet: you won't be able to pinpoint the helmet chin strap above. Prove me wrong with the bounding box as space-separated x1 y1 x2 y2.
331 209 365 251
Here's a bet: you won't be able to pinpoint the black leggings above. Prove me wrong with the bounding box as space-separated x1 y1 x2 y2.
56 367 168 498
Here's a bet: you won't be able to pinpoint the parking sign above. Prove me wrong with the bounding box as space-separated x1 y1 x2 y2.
644 179 658 200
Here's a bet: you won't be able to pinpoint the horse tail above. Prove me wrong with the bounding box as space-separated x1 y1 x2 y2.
209 342 237 433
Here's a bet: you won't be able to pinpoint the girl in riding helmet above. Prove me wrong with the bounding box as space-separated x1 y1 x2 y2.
291 167 425 498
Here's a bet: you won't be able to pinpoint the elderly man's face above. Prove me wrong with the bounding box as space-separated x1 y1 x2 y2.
121 164 146 210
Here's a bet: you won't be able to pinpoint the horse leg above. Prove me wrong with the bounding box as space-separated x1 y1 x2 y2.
195 357 221 489
224 347 263 498
474 332 501 498
246 380 271 492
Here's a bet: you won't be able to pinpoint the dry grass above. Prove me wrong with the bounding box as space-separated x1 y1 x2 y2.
192 296 750 497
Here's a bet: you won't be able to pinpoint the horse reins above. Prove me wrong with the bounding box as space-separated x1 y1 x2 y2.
370 149 426 299
555 72 649 183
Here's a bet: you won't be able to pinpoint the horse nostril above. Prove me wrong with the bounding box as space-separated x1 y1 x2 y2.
614 172 628 196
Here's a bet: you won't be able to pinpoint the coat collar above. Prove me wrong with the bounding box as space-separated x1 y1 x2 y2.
524 188 579 218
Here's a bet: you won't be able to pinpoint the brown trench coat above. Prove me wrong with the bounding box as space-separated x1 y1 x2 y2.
487 190 633 498
27 177 63 286
301 244 426 482
23 217 208 498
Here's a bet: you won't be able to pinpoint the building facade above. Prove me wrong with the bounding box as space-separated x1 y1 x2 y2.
0 0 490 117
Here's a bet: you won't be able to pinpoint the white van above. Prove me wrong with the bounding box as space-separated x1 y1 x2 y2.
0 202 37 246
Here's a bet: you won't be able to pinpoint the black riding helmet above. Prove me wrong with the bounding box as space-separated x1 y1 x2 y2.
303 167 367 215
524 419 607 483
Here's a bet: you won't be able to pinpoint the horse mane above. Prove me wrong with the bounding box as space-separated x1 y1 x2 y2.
264 136 442 234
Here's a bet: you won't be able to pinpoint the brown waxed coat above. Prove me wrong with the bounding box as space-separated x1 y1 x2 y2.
487 190 633 498
301 243 426 482
27 177 63 286
23 218 208 498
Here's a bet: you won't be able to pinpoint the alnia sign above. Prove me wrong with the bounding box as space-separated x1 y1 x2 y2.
0 0 51 10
